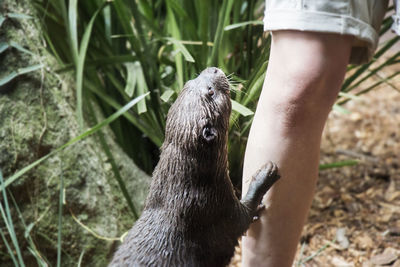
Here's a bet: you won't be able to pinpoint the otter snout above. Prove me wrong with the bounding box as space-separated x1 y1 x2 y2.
200 67 227 83
202 67 224 75
197 67 230 95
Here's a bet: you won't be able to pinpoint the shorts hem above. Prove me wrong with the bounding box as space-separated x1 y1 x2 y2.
263 9 378 64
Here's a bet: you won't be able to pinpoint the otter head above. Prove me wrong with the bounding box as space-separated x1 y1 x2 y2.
164 67 231 153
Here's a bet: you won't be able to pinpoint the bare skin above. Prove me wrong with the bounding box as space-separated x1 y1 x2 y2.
242 31 353 266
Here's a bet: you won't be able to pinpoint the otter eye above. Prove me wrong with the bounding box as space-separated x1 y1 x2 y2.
202 125 217 143
208 86 215 96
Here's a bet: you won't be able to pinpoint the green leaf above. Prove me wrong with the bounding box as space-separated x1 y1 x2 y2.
17 64 43 75
122 62 149 114
0 16 5 27
0 42 9 53
0 171 25 266
124 62 150 114
103 5 112 43
0 93 149 192
10 41 35 56
124 62 138 97
56 55 138 73
165 37 195 63
209 0 235 66
56 172 64 267
0 71 17 87
77 250 85 267
342 36 400 91
319 160 358 170
224 20 263 31
68 0 79 63
86 82 163 146
136 68 149 114
0 64 43 87
0 229 18 266
160 89 175 102
231 99 254 117
75 2 108 130
24 223 34 239
165 0 184 89
333 104 351 114
338 91 359 100
7 13 33 20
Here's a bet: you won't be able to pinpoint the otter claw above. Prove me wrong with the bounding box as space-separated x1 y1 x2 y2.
252 204 265 222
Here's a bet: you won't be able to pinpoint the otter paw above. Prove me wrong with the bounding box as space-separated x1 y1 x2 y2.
254 161 279 183
251 161 280 196
241 161 280 217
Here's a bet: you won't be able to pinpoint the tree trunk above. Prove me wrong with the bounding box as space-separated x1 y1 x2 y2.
0 0 150 265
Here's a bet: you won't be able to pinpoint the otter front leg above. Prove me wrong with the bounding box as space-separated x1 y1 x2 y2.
241 161 280 219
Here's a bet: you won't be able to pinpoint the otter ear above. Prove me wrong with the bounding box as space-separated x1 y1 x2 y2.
202 125 217 143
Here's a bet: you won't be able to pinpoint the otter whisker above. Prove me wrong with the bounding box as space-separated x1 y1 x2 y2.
228 81 240 86
226 72 235 78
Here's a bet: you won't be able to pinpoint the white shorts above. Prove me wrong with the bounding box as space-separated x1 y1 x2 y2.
264 0 389 64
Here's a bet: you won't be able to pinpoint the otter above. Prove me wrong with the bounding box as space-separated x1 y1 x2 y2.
109 67 280 267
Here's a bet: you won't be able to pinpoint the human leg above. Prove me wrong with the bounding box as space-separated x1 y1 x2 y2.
241 30 353 266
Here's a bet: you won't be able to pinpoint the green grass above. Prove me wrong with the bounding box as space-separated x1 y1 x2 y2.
2 0 400 264
33 0 274 184
30 0 400 185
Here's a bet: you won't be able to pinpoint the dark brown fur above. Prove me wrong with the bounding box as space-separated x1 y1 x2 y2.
109 67 280 267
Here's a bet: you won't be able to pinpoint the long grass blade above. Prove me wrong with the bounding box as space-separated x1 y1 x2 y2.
0 229 18 266
342 36 400 91
87 99 139 219
76 1 108 130
124 62 138 97
224 20 263 31
319 160 358 170
7 13 33 20
209 0 234 66
8 190 48 266
77 250 85 267
0 64 43 87
165 37 195 63
231 99 254 117
86 82 163 146
68 0 79 63
0 170 25 266
9 41 36 56
56 169 64 267
298 238 336 264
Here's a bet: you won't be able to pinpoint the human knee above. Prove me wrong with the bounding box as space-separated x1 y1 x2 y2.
262 32 351 132
266 66 338 132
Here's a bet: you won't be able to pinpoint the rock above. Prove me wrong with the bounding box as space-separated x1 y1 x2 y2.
331 256 354 267
392 260 400 267
369 250 398 266
336 228 350 249
0 0 150 265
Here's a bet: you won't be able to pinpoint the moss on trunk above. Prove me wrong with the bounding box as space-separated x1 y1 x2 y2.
0 1 150 265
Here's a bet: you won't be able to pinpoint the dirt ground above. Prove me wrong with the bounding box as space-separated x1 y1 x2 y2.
296 76 400 266
230 58 400 266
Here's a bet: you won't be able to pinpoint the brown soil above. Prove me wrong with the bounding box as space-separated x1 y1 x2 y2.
296 76 400 267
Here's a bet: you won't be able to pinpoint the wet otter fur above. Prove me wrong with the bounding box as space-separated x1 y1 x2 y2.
109 67 280 266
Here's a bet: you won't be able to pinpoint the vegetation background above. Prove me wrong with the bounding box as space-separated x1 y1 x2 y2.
0 0 399 266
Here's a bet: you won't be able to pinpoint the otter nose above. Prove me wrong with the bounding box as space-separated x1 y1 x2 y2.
208 67 220 74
